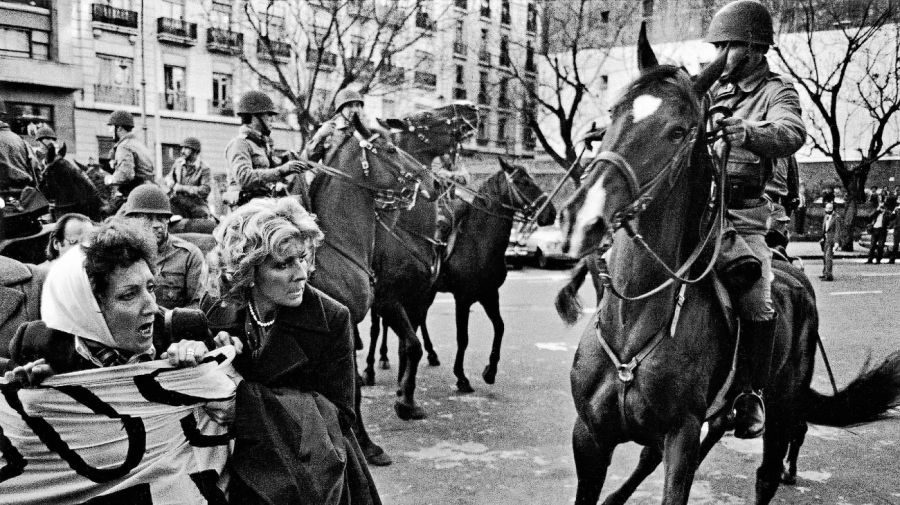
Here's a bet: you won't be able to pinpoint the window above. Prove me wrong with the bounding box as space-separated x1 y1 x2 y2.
0 26 49 60
455 19 464 43
160 0 184 19
478 71 489 105
525 41 535 72
642 0 654 17
601 11 609 23
211 1 232 28
500 0 510 24
97 54 134 86
455 64 464 85
5 102 53 137
263 13 285 40
163 64 187 110
498 78 509 108
415 50 434 71
480 0 491 18
455 0 467 9
499 35 510 67
496 114 509 145
105 0 133 9
212 72 232 108
526 1 537 32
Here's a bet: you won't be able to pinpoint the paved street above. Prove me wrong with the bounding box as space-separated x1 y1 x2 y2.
359 254 900 504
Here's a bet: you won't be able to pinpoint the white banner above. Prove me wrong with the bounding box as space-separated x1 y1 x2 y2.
0 347 238 505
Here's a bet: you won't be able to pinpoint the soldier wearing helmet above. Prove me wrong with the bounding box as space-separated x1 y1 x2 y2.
707 0 806 440
0 101 40 193
105 110 156 214
306 88 366 164
224 91 308 207
32 125 57 164
165 137 212 218
120 185 205 310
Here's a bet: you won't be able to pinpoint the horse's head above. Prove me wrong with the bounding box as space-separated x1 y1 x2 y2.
43 142 67 170
564 23 726 257
339 115 437 209
377 101 479 160
493 158 556 225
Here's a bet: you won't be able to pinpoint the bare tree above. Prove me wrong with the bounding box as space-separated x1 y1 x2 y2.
769 0 899 249
232 0 436 145
505 0 638 184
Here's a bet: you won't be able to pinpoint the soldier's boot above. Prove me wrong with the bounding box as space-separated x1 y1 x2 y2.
732 316 778 439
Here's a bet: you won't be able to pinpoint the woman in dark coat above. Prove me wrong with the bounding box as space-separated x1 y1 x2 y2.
203 197 381 505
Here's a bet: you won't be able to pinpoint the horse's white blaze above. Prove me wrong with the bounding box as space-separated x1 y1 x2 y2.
569 182 607 254
632 94 662 123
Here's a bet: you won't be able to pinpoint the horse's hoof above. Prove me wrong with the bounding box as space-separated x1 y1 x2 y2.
394 400 427 420
363 369 375 387
482 365 497 385
362 442 393 467
456 378 475 393
781 468 797 485
427 354 441 367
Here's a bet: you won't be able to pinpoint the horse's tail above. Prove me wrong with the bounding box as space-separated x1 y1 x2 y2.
556 258 588 326
805 349 900 426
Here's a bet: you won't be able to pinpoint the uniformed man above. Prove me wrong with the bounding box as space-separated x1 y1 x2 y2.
0 211 46 373
0 101 39 192
105 110 156 214
707 0 807 439
120 185 205 310
306 88 366 164
33 125 57 164
224 91 307 208
165 137 212 218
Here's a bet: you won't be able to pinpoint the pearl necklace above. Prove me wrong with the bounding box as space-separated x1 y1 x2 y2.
248 300 276 328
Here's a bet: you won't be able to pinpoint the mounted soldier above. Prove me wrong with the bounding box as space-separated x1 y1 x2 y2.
33 125 57 167
306 88 367 165
165 136 212 219
104 110 156 214
224 91 308 209
707 0 806 439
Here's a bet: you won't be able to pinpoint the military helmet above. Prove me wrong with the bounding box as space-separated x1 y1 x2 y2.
121 184 172 216
706 0 774 46
107 110 135 128
334 88 364 112
181 136 201 152
236 90 277 115
35 125 56 141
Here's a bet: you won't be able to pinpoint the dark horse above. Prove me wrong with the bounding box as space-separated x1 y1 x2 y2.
39 143 103 222
307 115 436 464
419 158 556 393
562 26 900 505
362 102 478 420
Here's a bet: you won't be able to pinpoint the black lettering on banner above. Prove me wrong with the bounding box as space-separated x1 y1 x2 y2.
189 469 228 505
133 359 231 407
0 383 146 483
0 423 26 483
180 414 233 447
79 483 152 504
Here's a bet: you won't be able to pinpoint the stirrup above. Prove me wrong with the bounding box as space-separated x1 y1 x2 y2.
732 390 766 439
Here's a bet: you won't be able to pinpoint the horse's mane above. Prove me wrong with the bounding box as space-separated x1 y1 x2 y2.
612 65 701 122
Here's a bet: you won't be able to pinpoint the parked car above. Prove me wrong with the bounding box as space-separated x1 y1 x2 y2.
505 223 577 268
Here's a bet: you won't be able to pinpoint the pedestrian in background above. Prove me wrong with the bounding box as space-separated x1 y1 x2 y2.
821 201 839 281
794 181 807 235
165 137 211 219
866 203 888 264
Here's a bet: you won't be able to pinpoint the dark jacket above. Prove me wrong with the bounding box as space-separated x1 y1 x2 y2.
205 286 381 505
0 257 45 369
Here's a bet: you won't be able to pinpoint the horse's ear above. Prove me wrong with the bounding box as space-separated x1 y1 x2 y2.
58 143 67 159
637 22 658 72
499 157 513 172
692 50 727 96
45 142 57 162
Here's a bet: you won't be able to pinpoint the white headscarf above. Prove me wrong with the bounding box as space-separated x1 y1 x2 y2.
41 246 117 348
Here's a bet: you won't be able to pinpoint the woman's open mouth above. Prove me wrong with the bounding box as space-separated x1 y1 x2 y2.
138 322 153 339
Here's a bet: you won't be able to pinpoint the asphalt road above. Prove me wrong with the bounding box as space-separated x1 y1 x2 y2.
359 257 900 505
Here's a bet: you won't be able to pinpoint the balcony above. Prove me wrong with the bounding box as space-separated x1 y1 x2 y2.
157 17 197 46
208 98 234 116
161 91 194 112
415 12 435 31
207 28 243 54
453 87 467 100
413 71 437 89
348 57 375 79
258 38 292 60
478 49 491 66
381 65 405 86
480 5 491 18
455 0 467 9
94 84 140 105
92 3 138 30
453 42 467 58
305 47 337 69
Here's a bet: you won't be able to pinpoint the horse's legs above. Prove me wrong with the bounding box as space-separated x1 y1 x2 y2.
411 301 440 366
600 444 663 505
379 323 391 370
479 290 504 385
754 408 792 505
453 296 476 393
380 300 426 420
697 414 731 463
781 421 807 485
660 416 702 505
352 349 392 466
573 416 615 505
364 310 380 386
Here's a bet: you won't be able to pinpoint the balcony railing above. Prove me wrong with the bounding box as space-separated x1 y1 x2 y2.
481 5 491 18
413 71 437 89
258 39 292 59
157 17 198 44
478 49 491 65
207 27 243 54
453 87 467 100
305 47 337 68
94 84 140 106
453 42 467 57
381 65 405 86
92 3 138 29
161 91 194 112
477 92 490 105
208 98 234 116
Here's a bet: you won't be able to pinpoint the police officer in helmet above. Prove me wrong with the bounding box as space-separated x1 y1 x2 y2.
165 136 212 219
105 110 156 214
306 88 366 163
707 0 806 439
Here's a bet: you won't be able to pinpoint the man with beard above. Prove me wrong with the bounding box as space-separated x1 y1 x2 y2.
706 0 806 439
105 110 156 214
224 91 307 208
120 185 204 310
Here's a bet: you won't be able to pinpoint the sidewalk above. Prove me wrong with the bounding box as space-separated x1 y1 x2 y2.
786 240 869 260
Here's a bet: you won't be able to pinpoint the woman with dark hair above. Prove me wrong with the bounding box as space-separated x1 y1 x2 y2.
204 197 381 505
44 212 93 264
5 218 220 385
